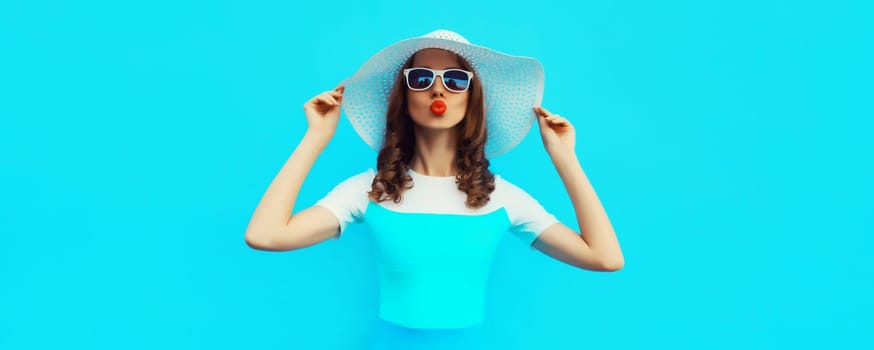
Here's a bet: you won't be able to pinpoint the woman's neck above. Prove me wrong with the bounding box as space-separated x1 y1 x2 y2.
410 128 458 177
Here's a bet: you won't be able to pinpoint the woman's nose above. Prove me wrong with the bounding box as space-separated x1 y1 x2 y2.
431 76 445 96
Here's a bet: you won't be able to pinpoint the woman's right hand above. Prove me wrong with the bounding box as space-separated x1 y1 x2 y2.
303 83 345 141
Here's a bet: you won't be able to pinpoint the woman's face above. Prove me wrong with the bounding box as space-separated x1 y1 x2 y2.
406 48 469 132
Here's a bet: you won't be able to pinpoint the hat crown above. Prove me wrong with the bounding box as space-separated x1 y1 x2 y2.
421 29 470 44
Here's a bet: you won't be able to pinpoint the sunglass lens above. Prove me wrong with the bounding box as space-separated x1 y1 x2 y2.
408 68 434 90
443 70 470 91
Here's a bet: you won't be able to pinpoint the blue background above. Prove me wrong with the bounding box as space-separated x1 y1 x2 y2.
2 0 872 349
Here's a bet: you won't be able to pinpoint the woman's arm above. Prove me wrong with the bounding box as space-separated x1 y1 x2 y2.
531 106 624 271
538 152 624 271
245 85 345 250
244 132 332 248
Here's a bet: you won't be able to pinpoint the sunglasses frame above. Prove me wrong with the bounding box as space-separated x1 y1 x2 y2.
402 67 474 93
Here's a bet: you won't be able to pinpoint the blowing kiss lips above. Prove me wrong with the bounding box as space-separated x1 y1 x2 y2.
430 100 447 115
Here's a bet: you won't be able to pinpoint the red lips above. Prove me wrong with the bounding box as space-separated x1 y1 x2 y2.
430 100 446 115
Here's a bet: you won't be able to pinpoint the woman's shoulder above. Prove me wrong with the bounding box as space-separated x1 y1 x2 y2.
491 172 520 193
490 172 541 203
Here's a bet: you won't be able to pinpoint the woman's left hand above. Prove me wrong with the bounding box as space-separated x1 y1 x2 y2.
534 106 576 156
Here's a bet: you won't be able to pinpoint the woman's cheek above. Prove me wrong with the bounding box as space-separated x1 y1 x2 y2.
453 98 467 113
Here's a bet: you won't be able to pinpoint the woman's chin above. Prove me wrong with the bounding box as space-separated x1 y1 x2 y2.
413 118 464 131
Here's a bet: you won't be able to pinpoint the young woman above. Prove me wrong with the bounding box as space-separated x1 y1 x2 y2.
245 30 624 349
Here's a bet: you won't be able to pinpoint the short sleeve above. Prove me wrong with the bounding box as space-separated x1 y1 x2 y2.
313 168 375 239
498 177 560 248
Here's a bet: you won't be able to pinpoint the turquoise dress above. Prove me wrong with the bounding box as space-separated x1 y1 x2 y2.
316 168 558 348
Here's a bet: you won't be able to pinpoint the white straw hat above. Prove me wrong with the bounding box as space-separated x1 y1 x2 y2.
340 29 544 158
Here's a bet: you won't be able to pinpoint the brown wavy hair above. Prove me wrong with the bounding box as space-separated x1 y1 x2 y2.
366 50 496 209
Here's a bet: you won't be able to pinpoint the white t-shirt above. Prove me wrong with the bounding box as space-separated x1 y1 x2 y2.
315 167 559 245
